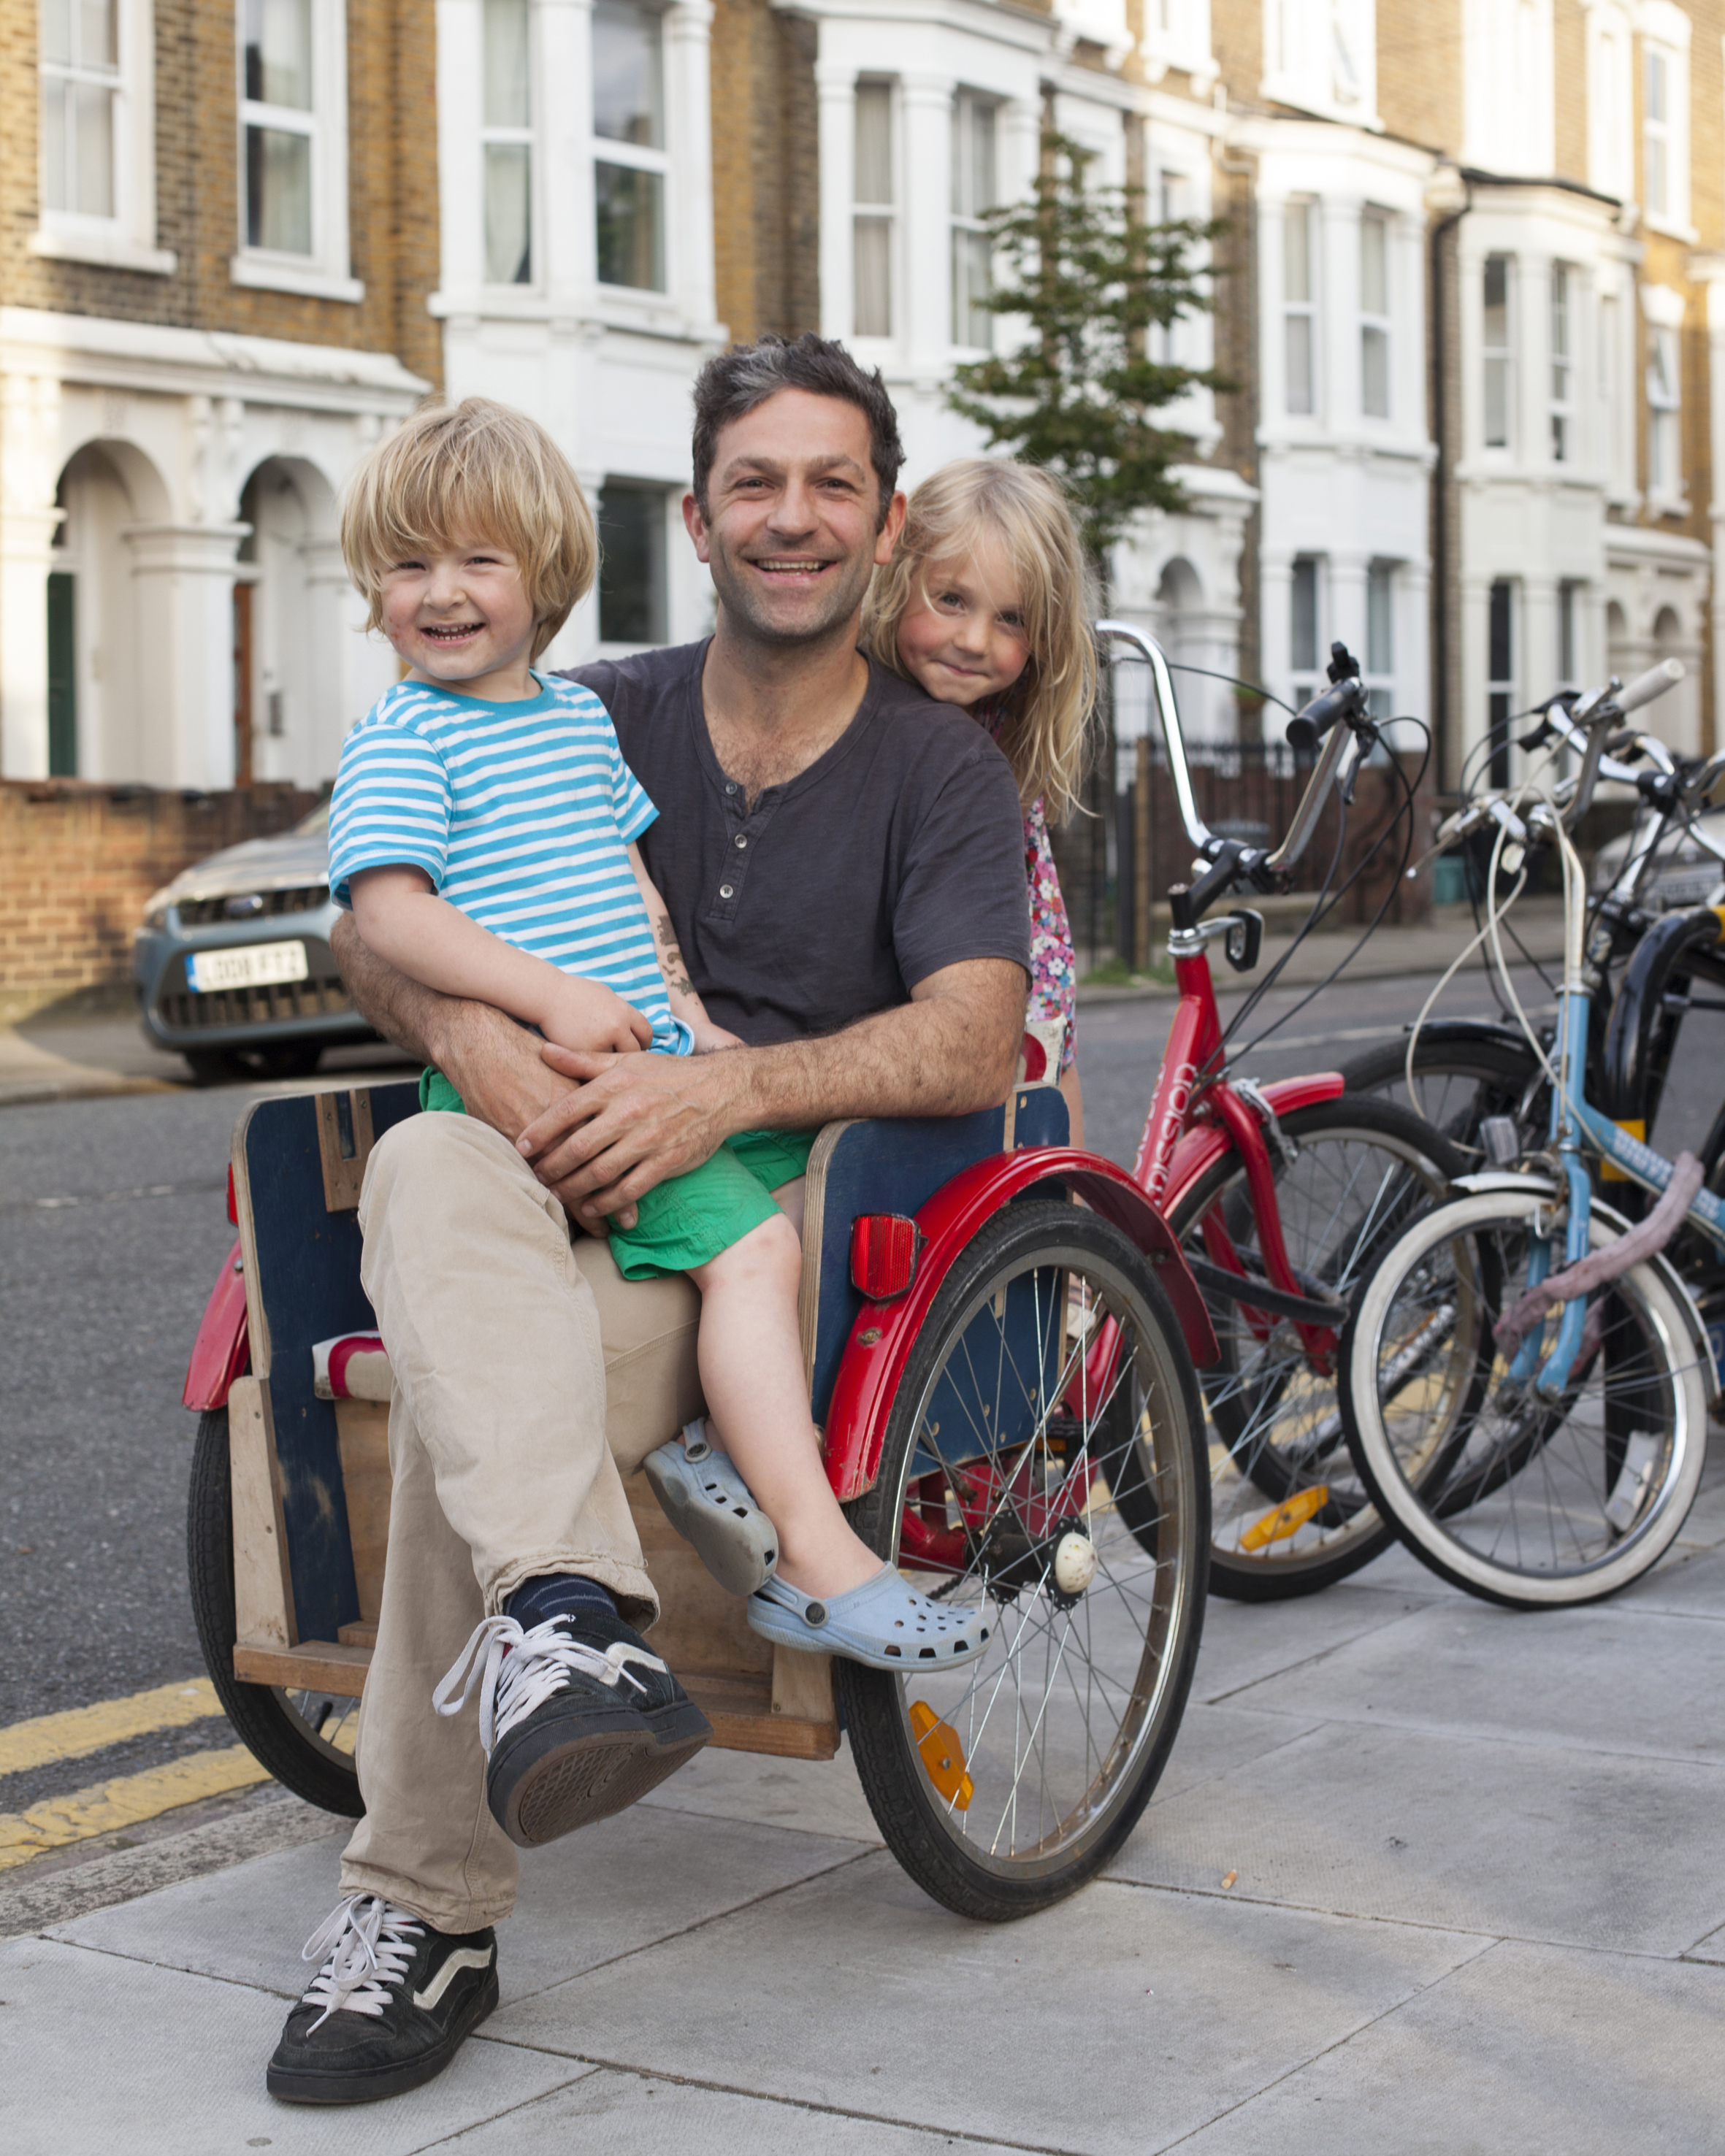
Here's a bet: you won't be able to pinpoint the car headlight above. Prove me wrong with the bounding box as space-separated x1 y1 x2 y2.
140 886 175 932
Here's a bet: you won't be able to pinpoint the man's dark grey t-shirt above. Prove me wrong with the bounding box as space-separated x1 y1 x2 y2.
562 640 1030 1047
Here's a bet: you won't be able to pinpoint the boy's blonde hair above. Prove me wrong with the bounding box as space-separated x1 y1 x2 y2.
863 458 1098 822
340 398 597 661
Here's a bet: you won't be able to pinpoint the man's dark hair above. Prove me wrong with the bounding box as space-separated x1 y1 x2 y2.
691 333 904 528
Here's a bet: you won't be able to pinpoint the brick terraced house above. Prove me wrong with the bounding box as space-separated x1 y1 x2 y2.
5 0 1725 802
0 0 435 793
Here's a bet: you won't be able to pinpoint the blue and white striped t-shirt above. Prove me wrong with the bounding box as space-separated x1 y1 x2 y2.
328 672 692 1056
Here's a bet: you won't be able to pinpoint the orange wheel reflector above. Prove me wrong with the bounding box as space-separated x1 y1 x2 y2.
1241 1484 1329 1552
909 1699 974 1811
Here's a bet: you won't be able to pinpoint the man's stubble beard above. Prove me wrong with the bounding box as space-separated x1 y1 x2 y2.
705 528 878 653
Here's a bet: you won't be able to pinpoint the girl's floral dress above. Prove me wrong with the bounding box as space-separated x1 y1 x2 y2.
976 700 1076 1075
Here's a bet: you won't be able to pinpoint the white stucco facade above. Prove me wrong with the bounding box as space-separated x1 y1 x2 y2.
0 308 424 789
433 0 725 668
1241 120 1435 739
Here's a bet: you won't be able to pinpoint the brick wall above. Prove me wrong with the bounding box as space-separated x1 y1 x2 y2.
709 0 819 344
1376 0 1461 148
0 0 441 387
0 781 319 1022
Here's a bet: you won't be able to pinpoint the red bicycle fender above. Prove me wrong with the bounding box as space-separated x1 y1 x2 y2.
1159 1073 1347 1217
183 1237 250 1411
822 1148 1219 1504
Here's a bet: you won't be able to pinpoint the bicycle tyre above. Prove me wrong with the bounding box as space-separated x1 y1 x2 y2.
186 1405 366 1815
1168 1094 1464 1601
838 1201 1207 1921
1340 1189 1707 1608
1342 1029 1545 1159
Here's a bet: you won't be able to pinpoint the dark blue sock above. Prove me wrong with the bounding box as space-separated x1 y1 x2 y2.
505 1573 617 1631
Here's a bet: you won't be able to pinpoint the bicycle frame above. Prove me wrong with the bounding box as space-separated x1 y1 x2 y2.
1517 901 1725 1398
1136 929 1345 1364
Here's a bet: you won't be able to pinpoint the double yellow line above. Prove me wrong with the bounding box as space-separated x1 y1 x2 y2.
0 1679 268 1874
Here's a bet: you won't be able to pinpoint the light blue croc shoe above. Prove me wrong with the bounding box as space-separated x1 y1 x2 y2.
748 1568 991 1670
643 1421 779 1597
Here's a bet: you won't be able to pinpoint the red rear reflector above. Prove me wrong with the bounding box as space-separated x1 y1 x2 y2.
226 1165 238 1226
851 1213 921 1300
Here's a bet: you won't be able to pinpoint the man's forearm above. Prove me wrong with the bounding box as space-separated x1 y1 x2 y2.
721 965 1025 1133
331 913 562 1141
332 913 445 1063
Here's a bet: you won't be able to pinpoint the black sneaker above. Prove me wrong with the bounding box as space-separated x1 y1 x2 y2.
267 1895 497 2105
434 1606 711 1847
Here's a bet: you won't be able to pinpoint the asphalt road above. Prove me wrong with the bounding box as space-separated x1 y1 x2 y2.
4 956 1724 1757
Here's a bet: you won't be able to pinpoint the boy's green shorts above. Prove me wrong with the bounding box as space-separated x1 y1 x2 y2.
419 1064 815 1281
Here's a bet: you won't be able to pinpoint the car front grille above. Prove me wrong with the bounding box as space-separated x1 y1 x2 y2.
156 976 355 1031
176 885 329 928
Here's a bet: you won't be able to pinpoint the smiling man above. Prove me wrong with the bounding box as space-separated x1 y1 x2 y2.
291 337 1030 2106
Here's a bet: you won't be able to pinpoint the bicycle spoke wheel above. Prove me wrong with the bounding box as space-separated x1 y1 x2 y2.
1342 1032 1547 1162
1169 1095 1464 1600
838 1200 1207 1920
1342 1189 1710 1606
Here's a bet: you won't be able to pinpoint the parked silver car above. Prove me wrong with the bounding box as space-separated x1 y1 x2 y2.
132 803 373 1081
1592 807 1725 910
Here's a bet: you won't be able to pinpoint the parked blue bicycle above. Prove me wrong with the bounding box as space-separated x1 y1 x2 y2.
1339 661 1723 1606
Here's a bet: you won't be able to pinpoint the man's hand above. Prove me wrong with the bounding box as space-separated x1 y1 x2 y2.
515 956 1025 1221
518 1044 749 1224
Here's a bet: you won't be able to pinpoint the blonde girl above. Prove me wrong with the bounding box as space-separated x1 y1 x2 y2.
863 457 1096 1140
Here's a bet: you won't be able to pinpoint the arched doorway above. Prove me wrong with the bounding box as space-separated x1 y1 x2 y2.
49 439 170 779
1155 557 1214 737
237 456 348 787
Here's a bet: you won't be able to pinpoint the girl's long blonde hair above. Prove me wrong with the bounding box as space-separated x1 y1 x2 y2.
863 458 1098 822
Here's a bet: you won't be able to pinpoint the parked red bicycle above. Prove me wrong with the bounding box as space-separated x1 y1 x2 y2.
1093 624 1465 1598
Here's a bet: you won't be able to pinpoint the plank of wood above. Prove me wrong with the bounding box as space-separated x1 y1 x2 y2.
683 1672 840 1762
771 1644 836 1732
334 1400 392 1630
229 1375 295 1649
337 1624 378 1648
229 1104 272 1380
233 1641 371 1697
315 1088 375 1212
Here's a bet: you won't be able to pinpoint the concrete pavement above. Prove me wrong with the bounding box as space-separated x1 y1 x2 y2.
5 1473 1724 2155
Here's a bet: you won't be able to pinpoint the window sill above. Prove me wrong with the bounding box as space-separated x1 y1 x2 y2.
229 255 364 304
1642 215 1698 247
1258 74 1382 131
29 226 177 277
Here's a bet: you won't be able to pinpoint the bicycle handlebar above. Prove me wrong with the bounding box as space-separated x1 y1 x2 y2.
1615 657 1686 716
1095 620 1361 884
1284 678 1366 753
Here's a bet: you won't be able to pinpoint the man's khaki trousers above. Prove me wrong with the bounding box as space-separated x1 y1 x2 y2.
336 1112 703 1933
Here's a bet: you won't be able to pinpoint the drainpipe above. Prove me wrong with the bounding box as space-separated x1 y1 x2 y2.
1427 165 1470 791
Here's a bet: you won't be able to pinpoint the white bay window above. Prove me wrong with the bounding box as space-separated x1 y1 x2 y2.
593 0 668 293
951 90 996 351
483 0 532 285
853 81 893 339
34 0 173 273
233 0 359 300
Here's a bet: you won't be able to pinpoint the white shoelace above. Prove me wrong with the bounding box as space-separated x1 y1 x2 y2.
299 1894 423 2030
432 1613 669 1754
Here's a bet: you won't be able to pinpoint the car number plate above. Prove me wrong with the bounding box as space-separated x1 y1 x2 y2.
1658 870 1723 908
186 940 310 993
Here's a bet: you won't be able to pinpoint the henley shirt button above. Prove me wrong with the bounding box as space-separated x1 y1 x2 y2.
735 834 747 848
719 883 734 899
724 782 738 793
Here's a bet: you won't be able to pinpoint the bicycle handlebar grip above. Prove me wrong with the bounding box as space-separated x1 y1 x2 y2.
1615 657 1685 716
1285 679 1359 753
